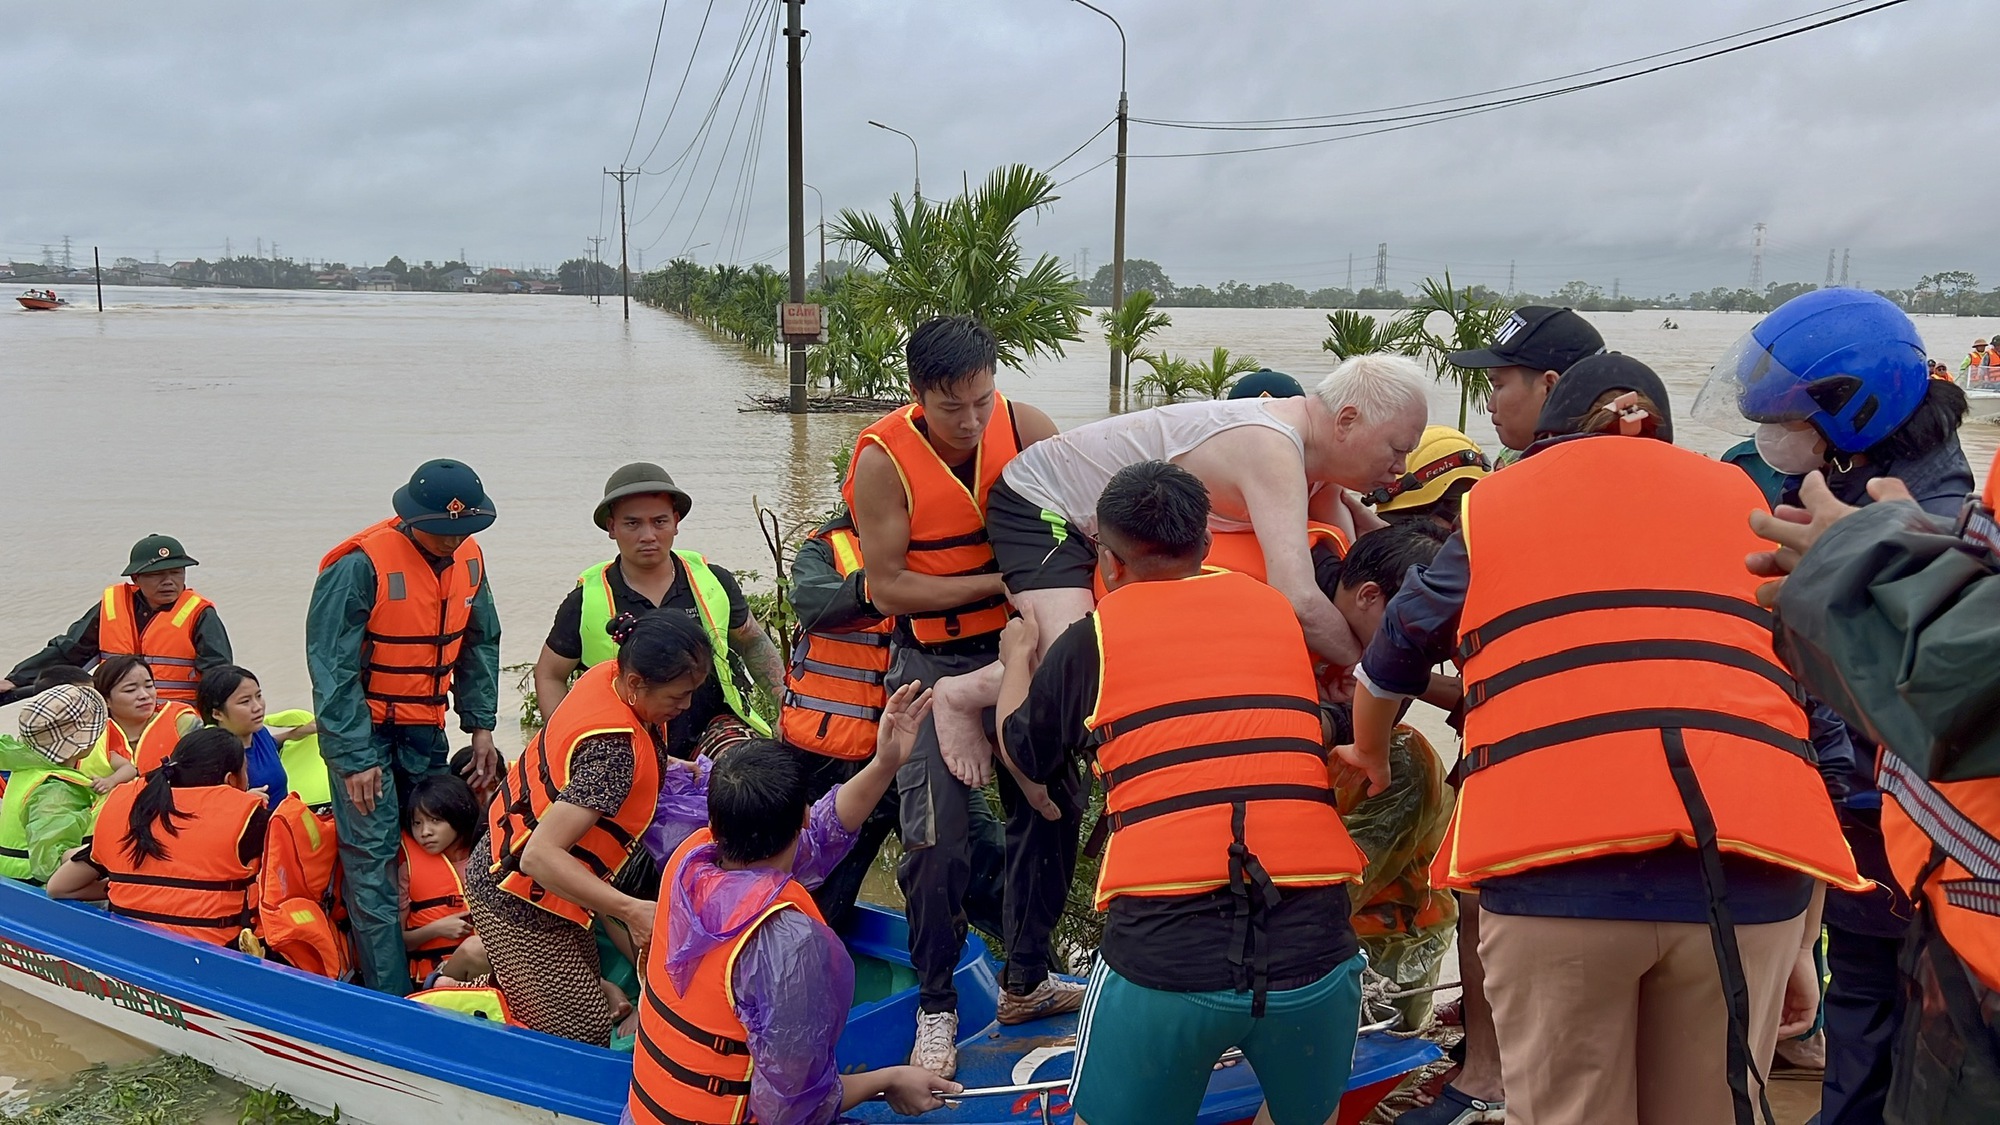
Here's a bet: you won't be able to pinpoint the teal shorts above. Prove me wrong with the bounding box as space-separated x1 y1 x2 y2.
1071 952 1365 1125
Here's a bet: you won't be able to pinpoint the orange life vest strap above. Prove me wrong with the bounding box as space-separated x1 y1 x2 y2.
1107 783 1336 833
779 690 882 723
106 871 256 891
409 893 460 912
792 654 888 683
109 901 255 929
636 1019 753 1100
1463 639 1803 712
1100 735 1326 789
492 729 638 881
1457 588 1772 661
642 983 749 1056
1878 753 2000 917
906 527 996 552
1460 708 1813 778
630 1080 742 1125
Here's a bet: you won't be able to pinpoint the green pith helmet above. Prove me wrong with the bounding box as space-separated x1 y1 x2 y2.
123 534 199 576
393 459 497 534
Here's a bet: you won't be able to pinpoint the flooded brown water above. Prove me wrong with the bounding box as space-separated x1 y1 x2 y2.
2 287 1995 1107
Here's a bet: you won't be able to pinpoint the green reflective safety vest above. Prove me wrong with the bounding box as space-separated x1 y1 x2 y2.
409 985 514 1024
266 708 334 808
576 550 771 737
0 766 97 881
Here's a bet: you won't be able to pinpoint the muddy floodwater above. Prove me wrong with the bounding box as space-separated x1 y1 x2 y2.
3 287 1995 1104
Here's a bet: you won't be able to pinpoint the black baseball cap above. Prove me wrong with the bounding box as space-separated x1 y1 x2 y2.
1227 369 1305 400
1448 306 1605 374
1535 352 1675 443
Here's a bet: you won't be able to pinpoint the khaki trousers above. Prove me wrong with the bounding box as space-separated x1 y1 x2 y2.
1479 907 1806 1125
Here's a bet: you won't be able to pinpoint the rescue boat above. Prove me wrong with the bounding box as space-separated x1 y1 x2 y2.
15 290 65 310
0 878 1438 1124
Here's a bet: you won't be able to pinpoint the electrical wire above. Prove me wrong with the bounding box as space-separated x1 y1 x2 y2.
1128 0 1913 157
1052 153 1117 189
1043 117 1116 176
622 0 674 166
634 0 721 170
1140 0 1876 128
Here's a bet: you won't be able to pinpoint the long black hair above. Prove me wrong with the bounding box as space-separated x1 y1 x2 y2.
194 665 259 726
607 611 712 685
124 728 245 866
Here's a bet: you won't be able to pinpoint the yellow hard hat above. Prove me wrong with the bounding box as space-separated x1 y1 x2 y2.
1372 425 1491 512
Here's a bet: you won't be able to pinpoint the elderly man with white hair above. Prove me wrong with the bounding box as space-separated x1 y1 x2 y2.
891 352 1431 1056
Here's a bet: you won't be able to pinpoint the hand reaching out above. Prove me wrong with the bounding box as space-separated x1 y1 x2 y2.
876 681 935 774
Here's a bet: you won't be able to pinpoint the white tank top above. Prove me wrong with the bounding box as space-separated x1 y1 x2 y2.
1001 399 1306 535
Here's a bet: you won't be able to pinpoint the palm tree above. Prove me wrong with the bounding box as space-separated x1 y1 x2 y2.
1099 290 1172 378
1188 346 1261 399
1322 308 1424 360
1409 273 1511 430
832 164 1086 370
1134 352 1202 400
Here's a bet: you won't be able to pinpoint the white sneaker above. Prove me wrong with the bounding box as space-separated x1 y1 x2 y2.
997 976 1087 1025
910 1010 959 1079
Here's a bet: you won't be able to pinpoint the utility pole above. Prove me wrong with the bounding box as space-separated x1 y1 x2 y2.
1346 253 1353 292
1839 249 1850 286
94 247 103 311
1825 250 1837 288
1373 243 1389 291
1507 261 1516 298
606 166 638 321
1612 278 1621 301
1750 222 1766 290
785 0 808 413
588 236 606 305
225 237 232 260
1071 1 1128 393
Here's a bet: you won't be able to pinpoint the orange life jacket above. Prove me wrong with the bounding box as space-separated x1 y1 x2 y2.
1437 436 1864 892
256 793 352 978
1089 570 1366 910
97 584 212 704
106 701 198 775
841 394 1021 646
779 518 893 760
1877 752 2000 993
96 782 262 946
628 827 825 1125
488 662 662 927
402 835 468 979
318 518 485 727
1093 520 1350 600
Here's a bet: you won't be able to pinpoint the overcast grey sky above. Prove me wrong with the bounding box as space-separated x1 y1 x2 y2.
6 0 1995 297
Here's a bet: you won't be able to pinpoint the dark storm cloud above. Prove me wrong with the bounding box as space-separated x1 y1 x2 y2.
5 0 1994 295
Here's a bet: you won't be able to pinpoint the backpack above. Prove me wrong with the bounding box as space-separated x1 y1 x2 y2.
255 794 354 979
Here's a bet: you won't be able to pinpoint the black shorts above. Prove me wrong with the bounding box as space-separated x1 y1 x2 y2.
986 478 1097 593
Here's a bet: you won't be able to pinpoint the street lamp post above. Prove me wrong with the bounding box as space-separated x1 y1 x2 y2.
1072 0 1127 394
868 120 922 204
803 181 827 289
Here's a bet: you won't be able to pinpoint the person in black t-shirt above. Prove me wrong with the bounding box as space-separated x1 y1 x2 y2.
999 461 1368 1125
533 463 785 758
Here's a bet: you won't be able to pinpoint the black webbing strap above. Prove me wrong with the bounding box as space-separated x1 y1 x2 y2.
907 528 991 552
106 871 256 891
363 626 468 646
1462 639 1804 713
645 983 749 1055
408 894 462 912
1224 801 1284 1018
0 846 28 859
1095 695 1320 742
1100 736 1326 788
636 1021 752 1097
110 903 255 929
363 689 449 706
1106 784 1335 832
1458 590 1773 661
1661 728 1776 1125
1460 708 1811 780
627 1066 732 1125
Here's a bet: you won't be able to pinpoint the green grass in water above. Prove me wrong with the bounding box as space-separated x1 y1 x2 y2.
16 1054 335 1124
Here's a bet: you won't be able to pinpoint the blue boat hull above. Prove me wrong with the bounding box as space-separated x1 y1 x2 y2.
0 879 1437 1123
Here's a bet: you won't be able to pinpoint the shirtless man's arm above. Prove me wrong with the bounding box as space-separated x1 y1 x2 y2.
1180 427 1365 667
847 444 1007 616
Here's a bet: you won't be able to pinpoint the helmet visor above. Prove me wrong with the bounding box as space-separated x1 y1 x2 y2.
1691 328 1827 437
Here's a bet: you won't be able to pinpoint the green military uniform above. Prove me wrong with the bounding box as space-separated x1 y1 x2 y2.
307 461 501 996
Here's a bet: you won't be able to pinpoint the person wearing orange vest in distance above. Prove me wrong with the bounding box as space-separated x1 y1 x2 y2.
1 535 232 708
398 773 478 983
50 729 268 948
308 459 502 996
1960 338 1990 381
83 656 201 790
1341 354 1863 1125
995 461 1370 1125
626 726 959 1125
1751 453 2000 1119
842 315 1063 1074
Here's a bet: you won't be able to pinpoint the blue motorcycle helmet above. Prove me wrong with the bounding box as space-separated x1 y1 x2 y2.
1692 288 1928 456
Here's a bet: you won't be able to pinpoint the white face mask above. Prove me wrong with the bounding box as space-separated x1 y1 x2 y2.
1755 422 1829 476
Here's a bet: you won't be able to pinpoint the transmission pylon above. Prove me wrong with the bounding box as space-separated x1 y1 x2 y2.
1750 223 1766 290
1373 243 1388 291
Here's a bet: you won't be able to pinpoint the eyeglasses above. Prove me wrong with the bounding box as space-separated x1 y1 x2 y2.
1363 449 1492 507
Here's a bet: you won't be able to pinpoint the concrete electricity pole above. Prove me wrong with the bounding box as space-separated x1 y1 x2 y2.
588 236 606 305
785 0 808 414
606 167 639 320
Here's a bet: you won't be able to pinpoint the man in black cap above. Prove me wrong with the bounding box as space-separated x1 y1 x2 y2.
308 459 502 995
532 462 783 755
1448 305 1606 456
2 535 233 707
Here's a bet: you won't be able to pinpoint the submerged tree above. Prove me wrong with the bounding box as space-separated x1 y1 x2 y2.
832 164 1087 370
1321 308 1424 361
1098 289 1172 378
1409 273 1511 431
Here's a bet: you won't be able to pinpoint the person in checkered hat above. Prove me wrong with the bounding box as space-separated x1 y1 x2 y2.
0 684 111 883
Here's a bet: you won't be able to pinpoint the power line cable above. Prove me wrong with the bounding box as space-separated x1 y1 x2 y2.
628 0 776 248
1043 117 1116 175
1128 0 1912 157
622 0 674 166
634 0 721 169
1141 0 1875 128
638 0 773 179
